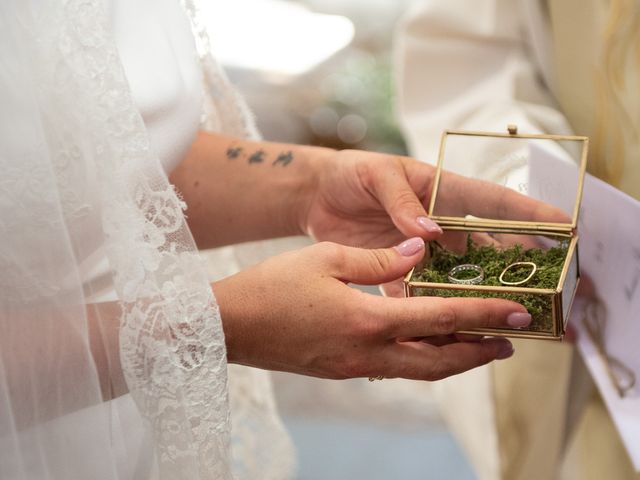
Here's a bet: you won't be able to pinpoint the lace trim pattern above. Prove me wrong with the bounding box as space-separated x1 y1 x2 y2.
57 0 232 477
180 3 298 479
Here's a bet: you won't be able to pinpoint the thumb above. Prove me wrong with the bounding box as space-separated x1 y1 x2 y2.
368 159 443 240
335 237 425 285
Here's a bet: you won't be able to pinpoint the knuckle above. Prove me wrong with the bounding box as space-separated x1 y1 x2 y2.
316 241 346 268
367 250 392 276
355 153 401 189
392 190 421 212
354 159 376 189
347 308 385 340
432 305 457 334
476 300 502 327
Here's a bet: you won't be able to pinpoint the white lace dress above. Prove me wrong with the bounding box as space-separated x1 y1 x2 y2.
113 1 296 478
0 0 294 478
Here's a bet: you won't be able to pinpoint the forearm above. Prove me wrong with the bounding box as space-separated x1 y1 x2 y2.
1 301 127 429
87 302 128 402
170 131 333 249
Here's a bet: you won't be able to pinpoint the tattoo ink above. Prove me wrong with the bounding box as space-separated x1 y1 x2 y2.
226 146 243 160
248 150 266 164
273 151 294 167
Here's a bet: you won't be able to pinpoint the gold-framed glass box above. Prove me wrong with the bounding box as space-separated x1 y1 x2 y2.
404 126 588 340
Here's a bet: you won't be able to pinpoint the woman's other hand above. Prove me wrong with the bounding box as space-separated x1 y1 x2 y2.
302 150 568 250
213 239 532 381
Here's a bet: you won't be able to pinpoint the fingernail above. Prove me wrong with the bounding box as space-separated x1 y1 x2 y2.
507 312 532 328
394 237 425 257
417 216 443 234
495 340 514 359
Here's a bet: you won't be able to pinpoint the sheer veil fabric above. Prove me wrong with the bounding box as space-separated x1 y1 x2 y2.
182 1 297 478
0 0 291 478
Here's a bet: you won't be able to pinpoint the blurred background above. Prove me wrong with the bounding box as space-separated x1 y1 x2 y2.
202 1 476 478
203 0 411 154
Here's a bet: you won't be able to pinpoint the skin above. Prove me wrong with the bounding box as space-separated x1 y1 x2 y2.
214 241 521 380
9 129 568 427
168 130 569 381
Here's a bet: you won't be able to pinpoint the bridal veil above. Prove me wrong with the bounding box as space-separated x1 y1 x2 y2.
0 0 281 477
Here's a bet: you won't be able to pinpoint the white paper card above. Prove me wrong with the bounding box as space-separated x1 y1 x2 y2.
527 141 640 471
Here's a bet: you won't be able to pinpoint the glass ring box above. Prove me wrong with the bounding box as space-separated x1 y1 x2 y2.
403 126 589 340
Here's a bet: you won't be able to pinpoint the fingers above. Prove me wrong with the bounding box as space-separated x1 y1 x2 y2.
365 158 443 239
381 337 514 381
371 296 531 338
320 238 425 286
438 171 570 224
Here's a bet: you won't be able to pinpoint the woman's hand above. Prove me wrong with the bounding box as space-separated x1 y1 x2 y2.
302 150 569 298
213 239 532 381
302 150 568 249
302 150 440 249
171 133 566 251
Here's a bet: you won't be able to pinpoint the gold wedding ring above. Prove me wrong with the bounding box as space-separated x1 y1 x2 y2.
368 376 384 382
499 262 537 286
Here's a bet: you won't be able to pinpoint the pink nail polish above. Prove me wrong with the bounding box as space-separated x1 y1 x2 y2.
394 237 425 257
417 216 443 234
495 340 514 359
507 312 532 328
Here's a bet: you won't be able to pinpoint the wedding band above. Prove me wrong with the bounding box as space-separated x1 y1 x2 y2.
368 376 384 382
499 262 537 286
447 264 485 285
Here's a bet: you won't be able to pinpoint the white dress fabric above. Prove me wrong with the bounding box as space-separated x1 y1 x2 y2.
83 0 204 304
0 0 294 478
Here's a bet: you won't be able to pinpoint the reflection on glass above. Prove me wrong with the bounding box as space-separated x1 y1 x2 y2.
432 134 584 224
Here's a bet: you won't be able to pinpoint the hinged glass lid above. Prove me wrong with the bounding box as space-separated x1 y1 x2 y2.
427 126 589 232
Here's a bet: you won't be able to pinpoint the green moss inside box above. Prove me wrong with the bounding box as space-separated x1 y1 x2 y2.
410 236 569 332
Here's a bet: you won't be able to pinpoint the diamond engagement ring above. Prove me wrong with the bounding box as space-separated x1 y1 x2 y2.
447 264 485 285
499 261 537 286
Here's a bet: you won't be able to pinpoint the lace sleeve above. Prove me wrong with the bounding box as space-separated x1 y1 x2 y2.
0 0 234 477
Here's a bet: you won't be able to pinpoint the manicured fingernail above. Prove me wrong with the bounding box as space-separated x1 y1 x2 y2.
507 312 532 328
394 237 425 256
417 216 443 234
495 340 514 359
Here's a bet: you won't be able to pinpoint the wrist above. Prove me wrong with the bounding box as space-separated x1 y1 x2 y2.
212 278 242 365
292 145 334 236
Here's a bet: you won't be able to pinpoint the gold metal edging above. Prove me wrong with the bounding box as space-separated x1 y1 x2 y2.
427 130 448 217
444 129 588 142
428 128 588 231
427 218 574 236
561 251 581 331
456 328 562 341
556 235 579 292
572 138 589 229
407 282 557 296
403 267 415 284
